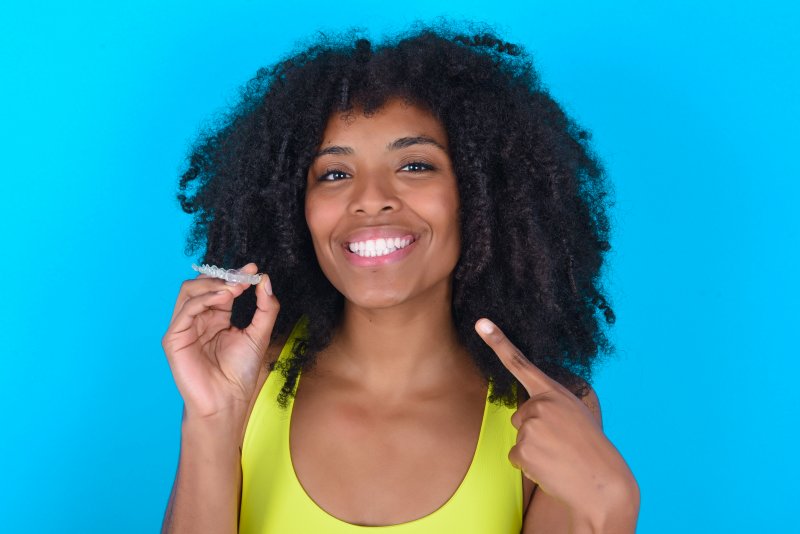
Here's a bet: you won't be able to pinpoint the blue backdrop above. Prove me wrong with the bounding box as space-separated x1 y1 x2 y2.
2 1 797 532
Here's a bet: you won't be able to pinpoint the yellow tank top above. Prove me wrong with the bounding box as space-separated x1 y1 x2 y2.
240 318 523 533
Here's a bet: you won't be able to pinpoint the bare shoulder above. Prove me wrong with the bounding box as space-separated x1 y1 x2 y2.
571 379 603 428
239 333 288 447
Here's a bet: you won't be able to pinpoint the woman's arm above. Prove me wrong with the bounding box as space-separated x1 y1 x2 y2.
159 267 279 533
162 359 274 534
474 319 639 534
161 409 247 534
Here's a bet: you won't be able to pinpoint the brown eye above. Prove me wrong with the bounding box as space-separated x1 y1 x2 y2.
318 169 350 182
400 161 434 173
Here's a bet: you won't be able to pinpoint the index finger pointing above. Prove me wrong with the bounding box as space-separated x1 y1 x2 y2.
475 318 554 397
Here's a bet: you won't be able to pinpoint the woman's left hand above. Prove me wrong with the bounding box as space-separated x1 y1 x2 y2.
475 318 639 527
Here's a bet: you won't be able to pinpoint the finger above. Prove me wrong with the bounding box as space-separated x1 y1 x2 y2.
508 444 539 484
225 262 258 283
475 318 554 397
196 305 237 346
243 271 279 358
511 400 537 430
195 265 261 342
171 278 228 321
170 264 255 321
168 289 235 336
510 398 548 429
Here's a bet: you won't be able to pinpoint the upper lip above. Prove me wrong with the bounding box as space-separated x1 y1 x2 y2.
342 226 419 245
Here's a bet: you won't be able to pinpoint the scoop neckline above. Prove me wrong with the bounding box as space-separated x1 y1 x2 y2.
285 369 492 529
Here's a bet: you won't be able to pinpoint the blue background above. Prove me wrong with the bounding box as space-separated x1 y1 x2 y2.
1 1 797 532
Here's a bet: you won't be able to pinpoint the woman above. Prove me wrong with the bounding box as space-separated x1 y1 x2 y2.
161 24 639 533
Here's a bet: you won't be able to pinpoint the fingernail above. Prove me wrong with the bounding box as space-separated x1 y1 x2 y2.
478 320 494 334
263 275 273 296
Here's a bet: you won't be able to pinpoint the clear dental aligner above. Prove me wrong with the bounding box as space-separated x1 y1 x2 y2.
191 263 263 285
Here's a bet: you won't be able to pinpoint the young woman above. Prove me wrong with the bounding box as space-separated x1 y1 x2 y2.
161 24 639 533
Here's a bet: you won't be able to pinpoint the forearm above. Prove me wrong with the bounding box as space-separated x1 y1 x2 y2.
161 410 244 534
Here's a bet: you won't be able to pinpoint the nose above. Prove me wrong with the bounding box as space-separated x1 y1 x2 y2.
348 173 400 216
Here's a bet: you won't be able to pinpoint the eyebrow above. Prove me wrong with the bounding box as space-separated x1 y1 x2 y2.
314 145 354 158
313 135 447 159
387 136 447 151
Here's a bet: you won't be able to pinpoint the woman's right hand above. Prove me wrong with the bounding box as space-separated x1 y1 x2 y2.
162 263 280 422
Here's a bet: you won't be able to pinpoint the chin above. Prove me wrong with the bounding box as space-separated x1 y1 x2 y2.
345 293 404 310
344 288 410 310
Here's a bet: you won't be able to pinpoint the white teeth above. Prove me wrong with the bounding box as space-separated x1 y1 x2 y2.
347 237 414 258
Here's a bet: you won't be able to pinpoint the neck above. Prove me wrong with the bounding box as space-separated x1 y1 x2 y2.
323 279 474 399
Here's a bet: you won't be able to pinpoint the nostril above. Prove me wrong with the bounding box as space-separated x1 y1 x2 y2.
349 195 401 216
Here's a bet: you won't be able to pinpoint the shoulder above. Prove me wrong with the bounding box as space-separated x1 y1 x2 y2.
239 332 289 447
554 374 603 428
570 378 603 428
576 382 603 427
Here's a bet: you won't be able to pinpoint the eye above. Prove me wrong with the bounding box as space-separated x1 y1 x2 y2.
400 161 435 173
317 168 351 182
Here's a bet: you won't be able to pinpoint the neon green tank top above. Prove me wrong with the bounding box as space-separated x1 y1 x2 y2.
240 318 523 533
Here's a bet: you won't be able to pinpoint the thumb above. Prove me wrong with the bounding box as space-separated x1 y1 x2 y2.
244 271 280 357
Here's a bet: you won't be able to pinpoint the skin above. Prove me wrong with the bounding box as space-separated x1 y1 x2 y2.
161 99 639 533
295 100 504 525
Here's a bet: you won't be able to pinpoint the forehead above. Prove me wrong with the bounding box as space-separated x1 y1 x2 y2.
318 99 449 148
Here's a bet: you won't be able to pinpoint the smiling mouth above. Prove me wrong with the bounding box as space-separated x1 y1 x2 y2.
345 236 417 258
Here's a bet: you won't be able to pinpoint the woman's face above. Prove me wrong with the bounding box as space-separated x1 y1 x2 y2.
305 99 461 310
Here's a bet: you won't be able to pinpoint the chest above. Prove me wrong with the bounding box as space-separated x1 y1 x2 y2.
289 380 487 526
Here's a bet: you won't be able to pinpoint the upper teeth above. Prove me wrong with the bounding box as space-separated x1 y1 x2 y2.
347 237 413 257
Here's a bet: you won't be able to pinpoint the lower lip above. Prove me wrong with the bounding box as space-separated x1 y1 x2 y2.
343 239 418 267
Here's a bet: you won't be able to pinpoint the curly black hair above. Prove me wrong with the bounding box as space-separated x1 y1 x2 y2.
178 22 615 409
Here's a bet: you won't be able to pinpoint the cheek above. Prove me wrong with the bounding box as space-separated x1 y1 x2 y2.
410 184 461 255
304 194 335 248
429 184 460 237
